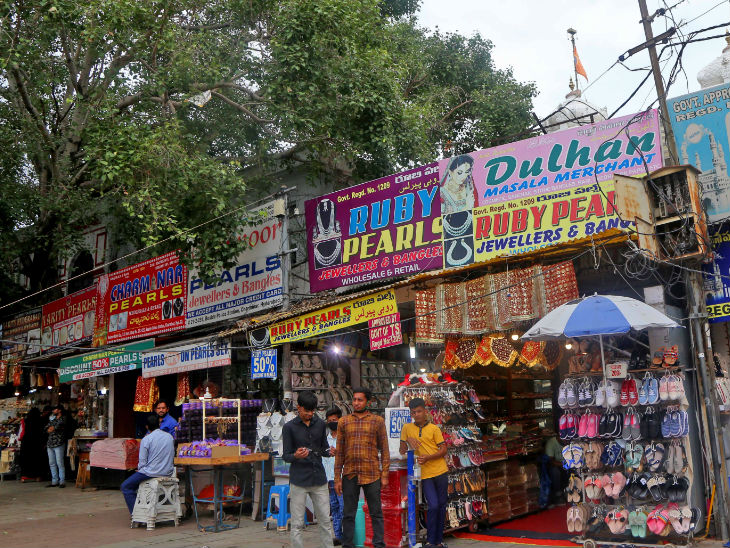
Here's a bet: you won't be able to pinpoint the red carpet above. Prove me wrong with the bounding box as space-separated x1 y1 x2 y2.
493 504 570 535
453 505 577 546
452 532 576 546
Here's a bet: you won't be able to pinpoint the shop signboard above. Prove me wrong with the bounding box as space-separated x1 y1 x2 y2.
0 309 41 364
142 339 231 378
251 348 277 380
368 313 402 351
252 288 398 347
41 285 96 354
668 83 730 224
305 110 662 291
186 202 284 328
440 110 662 267
703 226 730 323
305 163 442 293
385 407 410 459
92 251 187 347
59 339 154 382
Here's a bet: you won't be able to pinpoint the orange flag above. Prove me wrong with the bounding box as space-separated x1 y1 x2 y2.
574 45 588 81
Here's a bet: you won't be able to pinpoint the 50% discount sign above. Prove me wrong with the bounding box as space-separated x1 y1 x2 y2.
251 349 277 380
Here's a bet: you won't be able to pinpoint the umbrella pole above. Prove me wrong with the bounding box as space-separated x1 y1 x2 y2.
599 334 607 381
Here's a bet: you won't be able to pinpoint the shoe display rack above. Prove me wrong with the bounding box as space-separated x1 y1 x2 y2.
558 344 699 546
360 360 407 414
402 381 488 535
290 351 354 414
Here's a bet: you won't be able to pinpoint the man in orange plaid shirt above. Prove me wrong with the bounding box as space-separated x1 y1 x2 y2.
334 387 390 548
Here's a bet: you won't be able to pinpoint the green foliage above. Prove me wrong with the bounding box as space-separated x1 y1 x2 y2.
0 0 535 307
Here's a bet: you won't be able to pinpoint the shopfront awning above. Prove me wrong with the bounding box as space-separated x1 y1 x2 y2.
218 228 631 337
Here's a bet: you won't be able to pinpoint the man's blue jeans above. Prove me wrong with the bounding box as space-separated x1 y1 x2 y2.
121 471 152 513
328 480 344 539
46 445 65 485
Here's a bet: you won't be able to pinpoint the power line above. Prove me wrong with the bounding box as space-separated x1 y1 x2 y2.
0 191 280 314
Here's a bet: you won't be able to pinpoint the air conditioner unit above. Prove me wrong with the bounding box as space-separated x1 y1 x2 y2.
613 165 709 261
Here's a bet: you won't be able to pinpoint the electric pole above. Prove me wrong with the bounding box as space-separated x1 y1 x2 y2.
638 0 679 164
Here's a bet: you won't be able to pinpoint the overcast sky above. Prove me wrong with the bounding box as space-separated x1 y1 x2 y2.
418 0 730 119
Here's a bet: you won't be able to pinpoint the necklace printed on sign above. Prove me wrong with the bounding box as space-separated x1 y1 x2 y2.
314 239 342 267
443 211 472 238
250 329 270 348
315 199 340 240
447 239 473 266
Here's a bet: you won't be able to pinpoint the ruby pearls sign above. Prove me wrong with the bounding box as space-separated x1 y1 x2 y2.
305 163 443 292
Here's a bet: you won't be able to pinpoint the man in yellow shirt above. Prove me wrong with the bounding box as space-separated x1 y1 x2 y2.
399 398 448 548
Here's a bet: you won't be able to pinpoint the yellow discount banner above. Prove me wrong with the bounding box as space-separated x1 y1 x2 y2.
471 180 633 262
267 289 398 345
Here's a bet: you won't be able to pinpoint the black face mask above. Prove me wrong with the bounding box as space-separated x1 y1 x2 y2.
328 422 338 432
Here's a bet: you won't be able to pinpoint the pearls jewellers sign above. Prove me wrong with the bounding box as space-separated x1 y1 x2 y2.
185 201 284 328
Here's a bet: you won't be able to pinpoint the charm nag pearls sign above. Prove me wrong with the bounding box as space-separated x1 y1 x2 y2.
305 110 662 292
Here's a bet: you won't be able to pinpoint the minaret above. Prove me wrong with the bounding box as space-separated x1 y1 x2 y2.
695 152 702 171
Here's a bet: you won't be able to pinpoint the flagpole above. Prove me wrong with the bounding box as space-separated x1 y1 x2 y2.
567 28 579 91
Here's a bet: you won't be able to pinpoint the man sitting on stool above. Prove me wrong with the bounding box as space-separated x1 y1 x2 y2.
121 414 175 514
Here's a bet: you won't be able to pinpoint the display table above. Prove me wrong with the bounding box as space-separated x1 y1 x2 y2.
174 453 269 532
72 436 107 489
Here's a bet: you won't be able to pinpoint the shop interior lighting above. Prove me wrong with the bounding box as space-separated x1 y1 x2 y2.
331 345 341 355
14 390 20 397
419 368 426 373
409 339 416 359
565 342 573 350
47 385 52 390
100 387 108 395
29 388 36 394
510 333 520 341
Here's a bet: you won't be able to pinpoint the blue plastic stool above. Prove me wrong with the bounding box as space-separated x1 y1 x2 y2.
265 485 290 531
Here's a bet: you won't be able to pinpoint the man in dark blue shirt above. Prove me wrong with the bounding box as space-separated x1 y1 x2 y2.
155 399 178 438
283 391 335 548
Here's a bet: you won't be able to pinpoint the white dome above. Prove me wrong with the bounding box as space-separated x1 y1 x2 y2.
545 79 608 134
697 34 730 89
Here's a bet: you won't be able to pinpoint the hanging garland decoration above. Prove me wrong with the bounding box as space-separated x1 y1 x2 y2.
452 337 479 369
133 377 159 412
487 335 518 368
541 341 563 370
444 338 459 369
175 372 191 406
489 271 513 331
0 360 7 385
519 341 546 368
464 275 495 334
476 336 494 366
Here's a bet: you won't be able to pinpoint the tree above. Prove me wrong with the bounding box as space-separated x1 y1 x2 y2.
0 0 535 308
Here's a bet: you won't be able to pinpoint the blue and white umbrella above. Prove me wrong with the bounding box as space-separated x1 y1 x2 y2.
522 294 680 375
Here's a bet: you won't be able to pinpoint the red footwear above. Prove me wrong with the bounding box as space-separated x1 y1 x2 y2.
398 374 411 387
627 377 639 406
620 379 630 407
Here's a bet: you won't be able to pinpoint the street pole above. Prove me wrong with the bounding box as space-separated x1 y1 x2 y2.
687 271 730 540
638 0 679 164
276 185 294 395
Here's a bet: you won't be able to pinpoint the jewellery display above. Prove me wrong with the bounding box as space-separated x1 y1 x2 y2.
436 283 466 334
464 275 495 334
415 289 441 343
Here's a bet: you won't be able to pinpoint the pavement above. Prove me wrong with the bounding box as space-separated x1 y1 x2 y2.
0 479 726 548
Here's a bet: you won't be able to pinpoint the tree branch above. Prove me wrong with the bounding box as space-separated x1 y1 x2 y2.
438 99 473 125
211 90 275 126
10 67 52 146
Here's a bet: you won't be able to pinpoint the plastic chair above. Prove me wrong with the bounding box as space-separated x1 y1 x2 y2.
265 484 291 531
130 476 183 530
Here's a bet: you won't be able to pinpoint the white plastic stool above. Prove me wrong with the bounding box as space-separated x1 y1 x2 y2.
130 476 182 530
